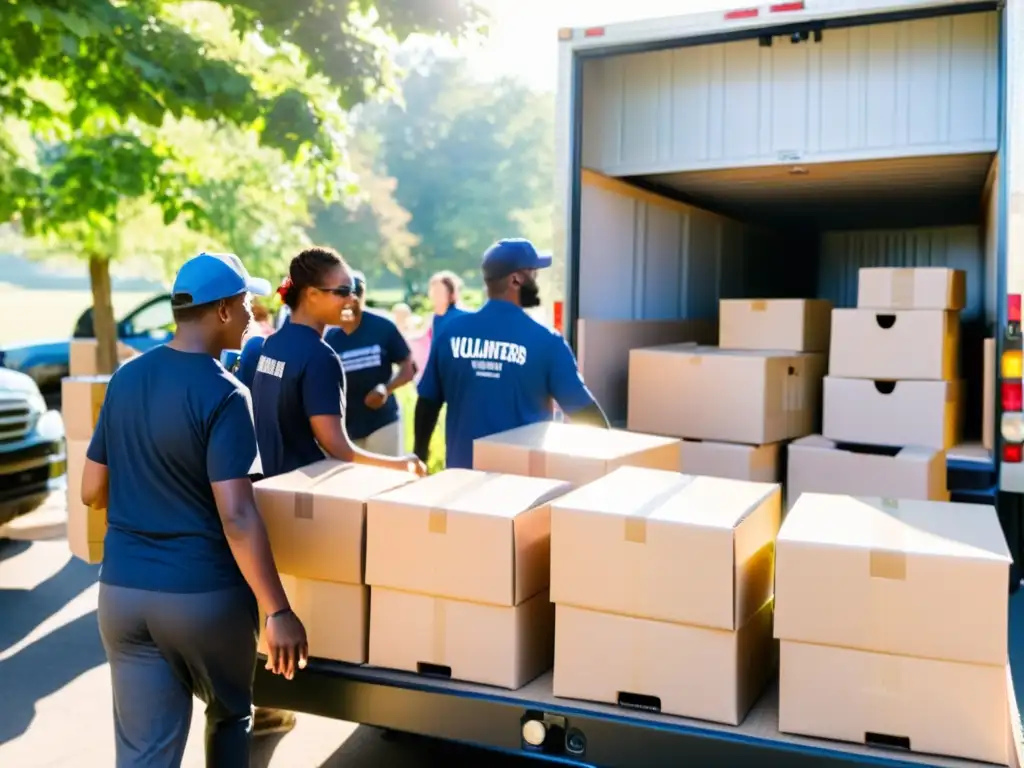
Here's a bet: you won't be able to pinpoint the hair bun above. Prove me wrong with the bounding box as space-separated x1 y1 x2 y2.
276 277 293 301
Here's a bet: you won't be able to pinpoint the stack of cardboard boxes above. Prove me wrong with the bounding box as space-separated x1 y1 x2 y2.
253 460 417 663
364 469 571 689
790 268 965 506
550 466 781 725
627 300 829 483
63 375 110 563
69 338 138 376
775 492 1012 764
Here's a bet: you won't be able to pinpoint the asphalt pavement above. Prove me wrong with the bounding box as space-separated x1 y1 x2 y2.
0 496 530 767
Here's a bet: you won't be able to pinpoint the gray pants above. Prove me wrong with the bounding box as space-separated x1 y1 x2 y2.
98 583 258 768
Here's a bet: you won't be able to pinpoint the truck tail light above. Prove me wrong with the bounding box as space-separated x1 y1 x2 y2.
771 1 806 11
1010 293 1022 323
1003 381 1023 413
1002 296 1024 462
553 301 565 335
724 8 759 20
583 27 605 38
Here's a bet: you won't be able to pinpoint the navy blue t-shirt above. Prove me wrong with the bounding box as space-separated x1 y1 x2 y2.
432 306 468 339
418 300 595 469
324 312 411 440
86 346 260 593
252 321 346 478
236 334 266 391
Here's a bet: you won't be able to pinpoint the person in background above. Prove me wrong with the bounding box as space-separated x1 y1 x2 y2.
390 302 414 336
251 300 275 336
414 239 610 470
81 252 308 767
426 270 468 340
325 271 416 456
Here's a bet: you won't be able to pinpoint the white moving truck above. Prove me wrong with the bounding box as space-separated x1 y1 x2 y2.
257 3 1024 765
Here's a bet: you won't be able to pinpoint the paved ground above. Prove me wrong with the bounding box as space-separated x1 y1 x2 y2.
0 497 530 767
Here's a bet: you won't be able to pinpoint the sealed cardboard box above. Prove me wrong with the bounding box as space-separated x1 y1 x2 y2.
473 422 680 485
366 469 571 606
822 377 963 450
254 460 416 584
984 337 995 452
258 576 368 664
787 436 947 509
550 466 781 630
627 345 826 444
680 440 780 483
369 587 554 689
719 299 832 353
553 601 775 725
61 376 109 441
66 438 105 564
69 338 140 377
828 309 959 380
775 494 1011 666
779 640 1007 765
857 267 966 311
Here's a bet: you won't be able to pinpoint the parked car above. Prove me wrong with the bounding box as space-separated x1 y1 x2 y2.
0 367 66 530
0 294 174 409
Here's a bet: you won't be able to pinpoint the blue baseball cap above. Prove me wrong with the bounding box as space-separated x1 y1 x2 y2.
481 239 552 281
171 252 272 308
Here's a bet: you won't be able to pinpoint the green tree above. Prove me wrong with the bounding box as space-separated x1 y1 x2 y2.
0 0 483 372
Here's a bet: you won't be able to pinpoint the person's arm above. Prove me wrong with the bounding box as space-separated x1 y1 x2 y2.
304 351 424 474
385 324 415 395
82 400 110 508
412 336 446 464
208 390 307 679
547 333 610 428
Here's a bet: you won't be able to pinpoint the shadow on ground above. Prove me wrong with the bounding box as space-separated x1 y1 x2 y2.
315 728 529 768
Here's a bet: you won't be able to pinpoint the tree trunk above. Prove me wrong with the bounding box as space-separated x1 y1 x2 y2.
88 253 118 375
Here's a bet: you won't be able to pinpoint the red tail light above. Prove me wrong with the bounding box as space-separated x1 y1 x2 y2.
553 301 564 335
1003 381 1023 412
771 1 806 11
725 8 759 20
1004 443 1023 463
1010 294 1022 323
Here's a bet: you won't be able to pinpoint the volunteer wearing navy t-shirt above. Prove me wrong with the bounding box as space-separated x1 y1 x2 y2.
81 252 308 768
414 239 609 469
251 246 425 480
325 272 415 455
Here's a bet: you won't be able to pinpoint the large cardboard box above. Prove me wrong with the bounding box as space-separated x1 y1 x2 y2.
254 460 417 584
258 576 368 664
365 469 571 606
473 422 680 485
550 466 781 630
779 641 1008 765
719 299 832 353
66 439 106 564
857 267 966 311
627 345 826 444
680 440 780 483
69 338 139 377
369 587 554 689
553 600 775 725
828 309 959 380
775 493 1011 666
822 377 963 450
61 376 109 441
984 337 996 452
787 436 947 509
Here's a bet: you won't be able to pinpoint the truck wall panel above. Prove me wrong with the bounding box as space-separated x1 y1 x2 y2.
582 11 999 176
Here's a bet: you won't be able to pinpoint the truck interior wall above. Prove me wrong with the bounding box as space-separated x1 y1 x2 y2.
580 10 999 177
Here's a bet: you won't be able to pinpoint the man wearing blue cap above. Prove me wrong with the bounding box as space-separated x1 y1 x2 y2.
413 238 609 469
80 252 308 768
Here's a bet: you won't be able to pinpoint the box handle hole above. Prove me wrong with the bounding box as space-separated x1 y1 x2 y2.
416 662 452 679
865 731 910 751
616 692 661 713
875 314 897 329
873 381 897 395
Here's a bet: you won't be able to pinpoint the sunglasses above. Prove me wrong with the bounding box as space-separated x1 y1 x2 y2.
317 277 364 298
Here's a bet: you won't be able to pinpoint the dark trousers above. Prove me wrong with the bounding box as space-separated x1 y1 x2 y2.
98 583 258 768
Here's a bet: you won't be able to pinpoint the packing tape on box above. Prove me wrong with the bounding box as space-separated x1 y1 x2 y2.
750 300 767 312
293 464 354 520
526 449 549 478
426 472 498 535
867 498 907 657
869 498 908 581
889 269 915 309
624 475 696 544
432 598 447 665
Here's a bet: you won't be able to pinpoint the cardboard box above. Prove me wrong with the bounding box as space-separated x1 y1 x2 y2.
553 601 775 726
829 309 959 380
369 587 554 689
365 469 571 606
857 267 966 311
822 377 963 450
719 299 832 353
473 422 680 485
779 640 1007 765
69 338 140 377
254 460 417 584
258 576 368 664
775 494 1011 666
550 466 780 630
787 436 947 509
984 337 996 452
66 438 106 564
61 376 109 441
627 345 826 444
680 440 780 483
